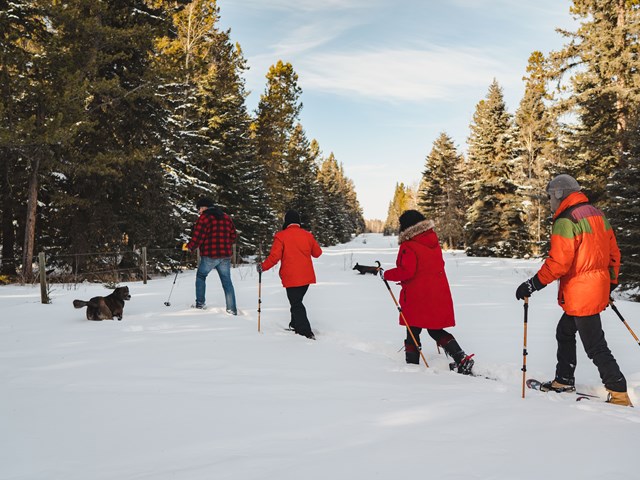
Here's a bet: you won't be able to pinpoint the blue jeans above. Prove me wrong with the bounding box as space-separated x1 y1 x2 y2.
195 256 237 313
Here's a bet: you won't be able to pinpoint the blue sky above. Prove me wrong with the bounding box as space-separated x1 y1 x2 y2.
217 0 576 219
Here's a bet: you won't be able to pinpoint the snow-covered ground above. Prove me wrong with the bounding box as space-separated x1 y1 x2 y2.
1 233 638 480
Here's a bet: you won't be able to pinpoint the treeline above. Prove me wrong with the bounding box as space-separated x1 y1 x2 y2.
0 0 364 280
384 1 640 295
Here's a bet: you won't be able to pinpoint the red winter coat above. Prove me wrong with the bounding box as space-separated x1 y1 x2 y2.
384 220 455 330
261 224 322 288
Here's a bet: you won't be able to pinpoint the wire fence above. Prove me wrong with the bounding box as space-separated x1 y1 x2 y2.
1 244 250 303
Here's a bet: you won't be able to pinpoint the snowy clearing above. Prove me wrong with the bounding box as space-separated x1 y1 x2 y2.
1 234 638 479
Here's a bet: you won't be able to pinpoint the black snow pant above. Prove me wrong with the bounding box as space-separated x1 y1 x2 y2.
286 285 313 338
555 313 626 392
405 327 465 364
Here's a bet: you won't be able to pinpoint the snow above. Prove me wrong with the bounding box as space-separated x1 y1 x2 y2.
1 233 638 479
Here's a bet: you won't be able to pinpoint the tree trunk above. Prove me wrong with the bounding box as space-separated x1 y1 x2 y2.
21 158 40 281
1 153 16 275
615 0 629 161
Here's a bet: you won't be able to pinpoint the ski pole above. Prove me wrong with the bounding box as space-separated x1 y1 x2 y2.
164 250 185 307
521 297 529 399
257 243 263 332
258 270 262 332
610 299 640 348
379 269 429 368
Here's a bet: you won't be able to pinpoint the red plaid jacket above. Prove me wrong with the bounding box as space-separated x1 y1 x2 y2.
187 209 237 258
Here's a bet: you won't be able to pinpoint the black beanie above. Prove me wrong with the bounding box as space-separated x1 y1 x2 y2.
399 210 426 232
283 210 301 229
196 197 215 209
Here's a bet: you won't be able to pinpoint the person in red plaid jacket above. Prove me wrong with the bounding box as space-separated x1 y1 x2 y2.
185 197 238 314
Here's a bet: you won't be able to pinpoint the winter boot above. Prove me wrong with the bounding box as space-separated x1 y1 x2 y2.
539 379 576 393
404 340 420 364
606 389 633 407
441 337 474 375
449 353 475 375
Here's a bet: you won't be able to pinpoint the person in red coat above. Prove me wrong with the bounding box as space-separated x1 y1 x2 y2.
258 210 322 339
383 210 474 373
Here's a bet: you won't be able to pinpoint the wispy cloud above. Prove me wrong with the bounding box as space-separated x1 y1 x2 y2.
227 0 376 13
296 46 515 103
270 19 363 58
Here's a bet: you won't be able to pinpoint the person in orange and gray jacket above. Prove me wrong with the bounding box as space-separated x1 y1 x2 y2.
515 174 631 406
258 210 322 339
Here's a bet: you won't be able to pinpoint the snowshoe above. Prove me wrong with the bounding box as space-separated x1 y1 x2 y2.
449 354 474 375
539 380 576 393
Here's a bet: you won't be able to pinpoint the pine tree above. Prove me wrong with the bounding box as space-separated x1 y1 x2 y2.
383 183 416 236
549 0 640 202
44 0 177 264
514 51 554 255
608 113 640 295
0 0 48 276
465 80 527 257
282 124 322 231
252 61 303 218
418 132 466 248
154 0 220 247
197 28 271 252
317 153 364 243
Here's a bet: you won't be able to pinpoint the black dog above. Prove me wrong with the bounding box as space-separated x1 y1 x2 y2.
352 261 381 275
73 286 131 321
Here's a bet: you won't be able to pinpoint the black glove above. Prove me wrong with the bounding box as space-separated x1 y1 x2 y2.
256 264 263 274
515 275 545 300
610 283 618 293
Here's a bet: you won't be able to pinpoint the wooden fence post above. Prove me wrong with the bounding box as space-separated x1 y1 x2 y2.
38 252 49 304
232 243 237 268
141 247 148 284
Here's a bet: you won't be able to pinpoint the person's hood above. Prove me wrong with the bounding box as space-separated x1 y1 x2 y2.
552 191 589 219
398 219 437 246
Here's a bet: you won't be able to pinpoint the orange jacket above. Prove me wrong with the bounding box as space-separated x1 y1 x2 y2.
261 225 322 288
536 192 621 316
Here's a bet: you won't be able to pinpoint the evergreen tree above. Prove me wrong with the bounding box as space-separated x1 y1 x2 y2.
197 28 271 252
549 1 640 291
44 0 177 264
549 0 640 202
383 183 415 236
0 0 48 276
418 132 466 248
514 51 554 255
154 0 220 247
282 124 322 231
608 111 640 295
465 80 527 257
317 153 364 243
252 61 303 218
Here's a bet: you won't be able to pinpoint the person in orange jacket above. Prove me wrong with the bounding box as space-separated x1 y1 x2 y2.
515 174 631 406
258 210 322 339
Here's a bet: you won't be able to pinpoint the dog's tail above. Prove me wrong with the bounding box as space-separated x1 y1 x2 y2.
73 300 89 309
375 261 381 267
